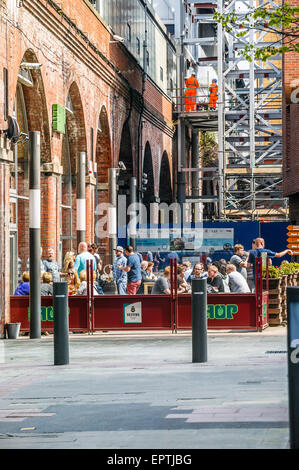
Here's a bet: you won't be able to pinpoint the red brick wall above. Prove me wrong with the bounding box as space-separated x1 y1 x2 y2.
0 162 10 335
282 0 299 197
0 0 175 330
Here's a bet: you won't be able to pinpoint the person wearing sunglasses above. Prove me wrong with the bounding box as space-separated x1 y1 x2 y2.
67 269 80 295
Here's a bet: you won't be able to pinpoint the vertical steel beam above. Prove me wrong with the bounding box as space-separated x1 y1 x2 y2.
217 0 224 218
177 32 186 207
249 0 256 217
191 130 200 222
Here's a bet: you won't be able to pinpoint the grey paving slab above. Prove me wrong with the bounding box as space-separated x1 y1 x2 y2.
0 328 291 449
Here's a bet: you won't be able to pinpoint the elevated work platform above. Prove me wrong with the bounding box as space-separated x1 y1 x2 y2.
179 110 218 131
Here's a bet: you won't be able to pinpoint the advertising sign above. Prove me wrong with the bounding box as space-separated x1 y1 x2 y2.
123 302 142 324
136 226 234 253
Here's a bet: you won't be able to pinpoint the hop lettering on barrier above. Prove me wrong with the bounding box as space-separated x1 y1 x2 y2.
27 306 70 322
207 304 238 320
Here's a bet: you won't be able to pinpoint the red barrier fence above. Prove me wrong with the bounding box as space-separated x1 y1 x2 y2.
9 258 269 333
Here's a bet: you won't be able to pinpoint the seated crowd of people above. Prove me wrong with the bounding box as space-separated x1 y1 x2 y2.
151 255 250 295
14 237 290 297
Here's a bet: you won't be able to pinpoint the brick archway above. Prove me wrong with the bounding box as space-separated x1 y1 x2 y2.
159 151 172 204
95 106 112 260
142 142 155 225
118 120 133 195
18 49 51 163
61 82 87 255
65 82 87 174
96 106 112 189
9 49 52 292
143 141 155 203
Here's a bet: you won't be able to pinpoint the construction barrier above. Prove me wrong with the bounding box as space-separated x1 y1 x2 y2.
10 258 269 333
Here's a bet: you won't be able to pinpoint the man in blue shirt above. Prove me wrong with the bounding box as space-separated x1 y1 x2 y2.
111 246 127 295
248 237 293 290
73 242 96 276
118 245 141 295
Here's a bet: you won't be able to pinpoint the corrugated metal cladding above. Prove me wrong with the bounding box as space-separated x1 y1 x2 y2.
89 0 177 96
283 104 299 197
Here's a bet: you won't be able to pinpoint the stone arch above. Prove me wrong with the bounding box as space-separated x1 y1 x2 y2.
159 151 172 204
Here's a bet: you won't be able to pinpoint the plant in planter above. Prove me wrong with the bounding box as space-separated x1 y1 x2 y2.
290 263 299 274
262 266 280 279
279 262 299 286
279 263 295 275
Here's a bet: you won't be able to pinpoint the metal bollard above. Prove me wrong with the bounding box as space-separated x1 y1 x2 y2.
192 278 207 363
53 282 69 366
287 286 299 449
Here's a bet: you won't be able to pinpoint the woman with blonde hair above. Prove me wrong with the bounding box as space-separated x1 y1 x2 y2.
66 268 80 295
62 251 76 273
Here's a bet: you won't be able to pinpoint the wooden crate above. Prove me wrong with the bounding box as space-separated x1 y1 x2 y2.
263 277 285 325
269 313 284 325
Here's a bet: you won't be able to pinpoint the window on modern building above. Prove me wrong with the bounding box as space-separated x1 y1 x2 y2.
165 24 175 36
160 67 163 82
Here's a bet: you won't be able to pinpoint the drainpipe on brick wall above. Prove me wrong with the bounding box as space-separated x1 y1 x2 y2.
137 0 148 204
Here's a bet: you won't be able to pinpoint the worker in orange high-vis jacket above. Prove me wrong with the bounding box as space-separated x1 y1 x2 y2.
184 72 199 111
209 78 218 110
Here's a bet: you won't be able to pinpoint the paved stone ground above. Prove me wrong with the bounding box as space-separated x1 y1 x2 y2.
0 328 290 449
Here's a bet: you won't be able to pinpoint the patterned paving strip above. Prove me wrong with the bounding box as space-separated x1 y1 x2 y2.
0 372 51 399
0 409 55 422
166 406 289 423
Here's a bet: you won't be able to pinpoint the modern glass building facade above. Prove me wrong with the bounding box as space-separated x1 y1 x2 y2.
89 0 177 97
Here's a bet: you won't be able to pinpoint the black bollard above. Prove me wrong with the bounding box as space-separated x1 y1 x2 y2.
53 282 69 366
192 278 207 363
287 286 299 449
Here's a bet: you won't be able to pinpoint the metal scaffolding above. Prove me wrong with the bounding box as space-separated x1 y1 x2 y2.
218 0 288 220
175 0 288 221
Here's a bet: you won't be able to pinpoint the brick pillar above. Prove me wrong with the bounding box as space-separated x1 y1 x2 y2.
85 174 96 245
41 162 63 259
0 160 11 335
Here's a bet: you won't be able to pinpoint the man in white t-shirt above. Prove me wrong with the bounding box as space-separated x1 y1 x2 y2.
226 264 250 293
230 244 248 280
